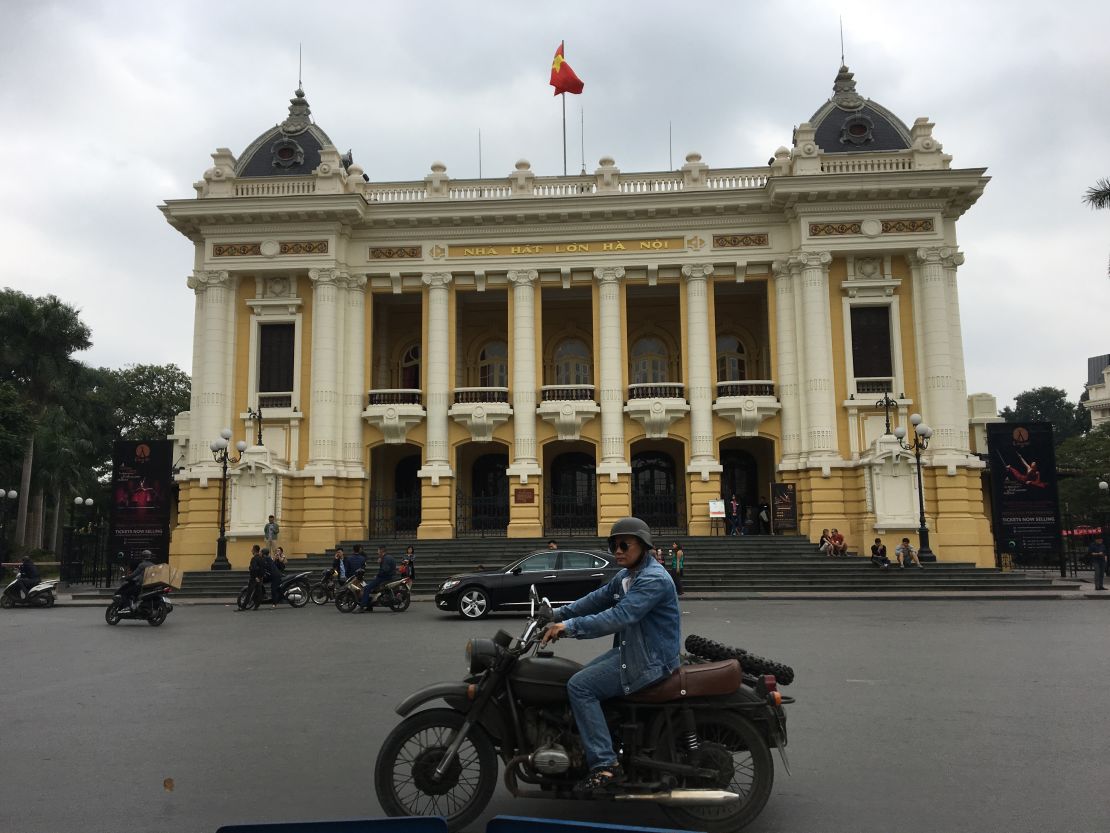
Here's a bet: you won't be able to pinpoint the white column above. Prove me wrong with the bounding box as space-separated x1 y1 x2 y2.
186 269 234 469
792 250 839 458
308 268 341 470
681 263 722 479
945 255 971 453
186 275 206 465
374 299 390 388
419 272 453 483
771 259 803 465
342 274 367 472
595 266 631 479
911 246 967 457
506 270 541 482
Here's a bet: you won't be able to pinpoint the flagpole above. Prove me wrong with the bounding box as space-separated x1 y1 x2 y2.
562 92 567 176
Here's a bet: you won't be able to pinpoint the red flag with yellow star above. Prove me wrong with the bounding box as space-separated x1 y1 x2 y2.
549 41 584 95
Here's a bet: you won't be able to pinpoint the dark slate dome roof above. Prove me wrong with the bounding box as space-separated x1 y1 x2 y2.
806 65 912 154
235 88 342 178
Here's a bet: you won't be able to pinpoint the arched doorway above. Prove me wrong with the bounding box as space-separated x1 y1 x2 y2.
631 446 686 534
457 450 509 537
546 450 597 536
721 449 758 507
369 445 422 537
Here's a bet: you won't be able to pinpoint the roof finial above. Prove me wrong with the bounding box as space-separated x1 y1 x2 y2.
280 85 312 135
839 16 845 66
832 61 864 111
298 42 302 90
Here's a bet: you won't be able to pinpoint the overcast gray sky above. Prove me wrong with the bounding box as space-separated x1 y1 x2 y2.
2 0 1108 410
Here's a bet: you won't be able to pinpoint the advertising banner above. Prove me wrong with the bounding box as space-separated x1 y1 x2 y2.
987 422 1062 563
109 440 174 563
771 483 797 529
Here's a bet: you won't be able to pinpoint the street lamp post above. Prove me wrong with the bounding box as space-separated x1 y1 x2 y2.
210 428 248 571
246 406 264 447
895 412 935 561
875 391 904 436
68 496 95 585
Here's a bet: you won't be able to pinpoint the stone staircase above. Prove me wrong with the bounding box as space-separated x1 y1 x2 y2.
94 535 1077 600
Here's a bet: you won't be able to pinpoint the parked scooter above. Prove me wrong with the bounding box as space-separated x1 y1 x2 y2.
105 584 174 626
1 576 59 609
237 571 311 610
334 569 411 613
310 568 341 606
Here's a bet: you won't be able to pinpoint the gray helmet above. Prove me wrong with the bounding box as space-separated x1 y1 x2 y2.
607 516 653 551
141 549 152 558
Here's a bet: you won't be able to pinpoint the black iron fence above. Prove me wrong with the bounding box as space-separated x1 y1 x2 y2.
455 493 509 538
369 497 421 538
631 492 687 536
544 494 597 537
60 525 114 588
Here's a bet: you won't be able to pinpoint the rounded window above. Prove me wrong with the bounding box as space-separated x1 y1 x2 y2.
716 334 747 382
399 343 421 389
478 341 508 388
554 338 591 385
630 337 669 384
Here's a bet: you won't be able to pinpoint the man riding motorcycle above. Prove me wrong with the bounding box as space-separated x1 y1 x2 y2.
119 551 155 611
16 556 39 600
355 544 396 612
541 516 681 792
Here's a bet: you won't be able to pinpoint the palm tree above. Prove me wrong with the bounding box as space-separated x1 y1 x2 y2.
1084 178 1110 210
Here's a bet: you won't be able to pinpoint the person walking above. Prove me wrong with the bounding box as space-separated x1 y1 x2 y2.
263 514 280 549
1088 537 1106 591
671 541 685 596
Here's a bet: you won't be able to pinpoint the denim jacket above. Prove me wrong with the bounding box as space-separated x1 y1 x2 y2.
556 555 681 695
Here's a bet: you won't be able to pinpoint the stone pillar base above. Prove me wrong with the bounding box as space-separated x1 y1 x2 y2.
417 479 455 539
687 471 723 536
597 474 631 535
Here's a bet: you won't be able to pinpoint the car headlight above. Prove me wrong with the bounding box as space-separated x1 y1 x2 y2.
441 579 461 591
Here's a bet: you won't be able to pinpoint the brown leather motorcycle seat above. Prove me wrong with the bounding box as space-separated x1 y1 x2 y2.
623 659 741 703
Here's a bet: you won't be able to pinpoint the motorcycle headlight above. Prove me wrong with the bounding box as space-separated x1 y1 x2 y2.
441 579 461 591
465 638 498 674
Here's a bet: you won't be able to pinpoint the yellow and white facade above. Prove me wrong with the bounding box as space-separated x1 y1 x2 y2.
162 67 1000 571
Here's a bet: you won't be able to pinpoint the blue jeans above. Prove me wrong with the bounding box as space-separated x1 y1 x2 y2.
360 576 388 607
1093 556 1106 590
566 648 627 771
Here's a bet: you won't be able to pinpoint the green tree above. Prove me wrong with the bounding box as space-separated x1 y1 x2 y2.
1084 178 1110 210
1056 424 1110 525
101 363 191 441
0 381 33 483
1000 386 1090 446
0 290 92 546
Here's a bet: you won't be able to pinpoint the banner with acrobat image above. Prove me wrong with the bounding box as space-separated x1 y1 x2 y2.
109 440 174 563
987 422 1062 563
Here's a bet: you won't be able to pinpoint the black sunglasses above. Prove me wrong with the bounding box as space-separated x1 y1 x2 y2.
609 540 633 553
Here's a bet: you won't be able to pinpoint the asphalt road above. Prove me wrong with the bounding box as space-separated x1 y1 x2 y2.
1 598 1107 833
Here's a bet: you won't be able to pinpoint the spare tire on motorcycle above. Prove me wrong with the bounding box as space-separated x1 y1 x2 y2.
685 634 796 686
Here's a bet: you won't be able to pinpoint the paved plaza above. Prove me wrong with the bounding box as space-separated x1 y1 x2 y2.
1 598 1107 833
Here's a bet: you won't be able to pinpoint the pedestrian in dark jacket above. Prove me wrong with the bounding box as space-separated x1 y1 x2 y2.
344 545 367 579
262 548 283 607
403 544 415 581
357 545 397 611
328 548 346 581
16 556 39 598
120 552 154 610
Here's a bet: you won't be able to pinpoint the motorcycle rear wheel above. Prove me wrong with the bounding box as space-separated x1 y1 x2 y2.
310 583 331 605
389 586 411 612
0 593 13 609
286 582 310 608
657 710 774 833
105 603 122 626
335 589 357 613
148 603 168 627
374 707 497 833
236 588 253 611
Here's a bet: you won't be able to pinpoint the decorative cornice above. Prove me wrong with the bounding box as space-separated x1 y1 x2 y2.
212 240 328 257
713 233 770 248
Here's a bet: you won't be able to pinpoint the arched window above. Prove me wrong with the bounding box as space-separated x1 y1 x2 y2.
478 341 508 387
554 338 591 385
630 337 669 384
716 334 747 382
399 343 421 389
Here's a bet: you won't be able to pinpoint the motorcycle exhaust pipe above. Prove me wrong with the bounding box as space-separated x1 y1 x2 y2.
615 789 739 806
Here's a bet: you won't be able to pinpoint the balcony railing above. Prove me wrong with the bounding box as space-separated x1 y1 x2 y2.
716 381 776 398
367 389 423 406
854 378 895 396
257 393 293 408
234 178 316 197
541 384 596 402
453 387 509 404
819 154 913 174
628 382 685 400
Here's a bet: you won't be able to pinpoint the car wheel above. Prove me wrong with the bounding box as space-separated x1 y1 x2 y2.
458 587 490 620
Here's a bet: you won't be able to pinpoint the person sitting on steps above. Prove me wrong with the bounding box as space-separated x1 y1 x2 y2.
895 537 924 568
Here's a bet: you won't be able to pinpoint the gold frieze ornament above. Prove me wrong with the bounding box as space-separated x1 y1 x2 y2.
213 242 261 257
370 246 422 259
809 222 862 236
447 237 685 258
280 240 329 255
881 218 935 234
713 233 770 248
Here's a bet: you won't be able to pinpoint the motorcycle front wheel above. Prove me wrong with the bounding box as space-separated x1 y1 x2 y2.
389 586 411 612
310 582 331 605
105 603 122 625
236 588 253 611
374 707 497 833
334 589 357 613
0 593 14 609
657 710 774 833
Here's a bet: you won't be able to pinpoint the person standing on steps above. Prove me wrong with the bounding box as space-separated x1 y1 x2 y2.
403 544 416 583
671 541 685 596
263 514 279 550
728 494 740 536
1088 537 1106 590
757 496 771 535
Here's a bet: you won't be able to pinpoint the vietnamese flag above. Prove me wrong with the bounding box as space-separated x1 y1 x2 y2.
549 41 584 95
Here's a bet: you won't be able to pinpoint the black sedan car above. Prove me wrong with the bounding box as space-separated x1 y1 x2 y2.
435 548 619 619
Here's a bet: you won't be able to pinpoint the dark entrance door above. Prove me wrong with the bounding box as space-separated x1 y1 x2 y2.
546 452 597 536
371 454 421 537
721 449 758 507
631 451 685 533
458 453 509 537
